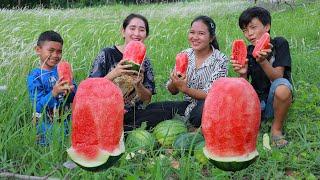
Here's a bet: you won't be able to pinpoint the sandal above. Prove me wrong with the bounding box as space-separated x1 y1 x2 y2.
271 135 289 148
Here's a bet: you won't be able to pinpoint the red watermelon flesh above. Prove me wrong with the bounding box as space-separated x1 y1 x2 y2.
232 39 247 66
175 52 188 77
57 61 73 87
67 78 125 168
123 41 146 65
252 33 270 58
202 78 260 171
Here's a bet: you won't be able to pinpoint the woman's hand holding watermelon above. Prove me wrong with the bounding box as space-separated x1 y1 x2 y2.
170 71 188 93
231 58 248 76
105 60 137 80
132 70 144 88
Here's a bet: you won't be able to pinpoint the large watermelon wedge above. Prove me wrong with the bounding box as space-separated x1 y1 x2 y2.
252 32 270 58
175 52 188 78
231 39 247 66
67 78 125 171
57 61 73 89
202 78 260 171
123 41 146 71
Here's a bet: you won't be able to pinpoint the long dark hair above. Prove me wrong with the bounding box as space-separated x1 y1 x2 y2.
122 13 149 37
191 15 219 50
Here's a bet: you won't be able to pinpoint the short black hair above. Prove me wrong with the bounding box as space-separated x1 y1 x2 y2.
123 13 149 36
238 6 271 30
37 30 63 46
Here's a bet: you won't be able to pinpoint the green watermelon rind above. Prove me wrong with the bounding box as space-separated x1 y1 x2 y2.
126 129 155 151
153 120 187 147
67 132 125 171
194 141 209 165
173 132 204 151
75 154 122 172
123 61 141 72
203 147 259 171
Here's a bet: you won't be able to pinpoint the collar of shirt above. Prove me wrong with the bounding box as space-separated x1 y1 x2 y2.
188 47 217 70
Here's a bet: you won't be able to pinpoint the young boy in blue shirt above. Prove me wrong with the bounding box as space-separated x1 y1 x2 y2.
231 7 293 148
27 30 77 146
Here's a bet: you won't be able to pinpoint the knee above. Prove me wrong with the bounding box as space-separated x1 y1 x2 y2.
274 85 292 102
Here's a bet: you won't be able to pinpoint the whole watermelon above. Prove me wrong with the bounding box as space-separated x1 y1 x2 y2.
126 129 155 151
202 78 260 171
173 132 204 153
67 78 125 172
153 120 187 147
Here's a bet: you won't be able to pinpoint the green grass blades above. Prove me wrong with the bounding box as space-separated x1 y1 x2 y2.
0 0 319 178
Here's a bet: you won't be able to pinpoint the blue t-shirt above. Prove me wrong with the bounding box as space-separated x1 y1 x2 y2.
27 66 77 121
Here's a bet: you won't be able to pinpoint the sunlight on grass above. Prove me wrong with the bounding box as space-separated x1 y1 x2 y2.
0 0 319 179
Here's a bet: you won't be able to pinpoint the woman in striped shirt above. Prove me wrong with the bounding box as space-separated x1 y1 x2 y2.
146 15 228 128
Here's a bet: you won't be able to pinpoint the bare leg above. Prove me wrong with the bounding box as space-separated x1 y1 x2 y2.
271 85 292 136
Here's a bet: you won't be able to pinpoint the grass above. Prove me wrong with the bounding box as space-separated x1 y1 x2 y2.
0 0 319 179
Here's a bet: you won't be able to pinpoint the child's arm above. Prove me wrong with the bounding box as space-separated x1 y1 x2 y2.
66 79 77 103
27 74 59 113
255 44 285 81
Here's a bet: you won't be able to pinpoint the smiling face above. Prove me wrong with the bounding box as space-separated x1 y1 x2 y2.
242 18 270 46
188 20 213 52
36 41 62 70
122 17 147 45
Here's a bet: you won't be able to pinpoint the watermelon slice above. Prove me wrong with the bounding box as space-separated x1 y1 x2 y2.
252 32 270 58
67 78 125 171
57 61 73 88
231 39 247 66
175 52 188 78
202 78 261 171
123 41 146 71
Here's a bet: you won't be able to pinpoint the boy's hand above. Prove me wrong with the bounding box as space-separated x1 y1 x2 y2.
105 60 137 80
255 43 273 63
230 56 248 75
52 77 71 97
